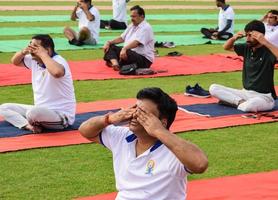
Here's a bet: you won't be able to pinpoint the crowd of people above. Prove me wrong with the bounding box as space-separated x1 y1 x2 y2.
0 0 277 199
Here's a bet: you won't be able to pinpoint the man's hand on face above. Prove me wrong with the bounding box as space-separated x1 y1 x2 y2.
21 45 32 55
109 105 136 124
134 105 167 138
234 31 245 40
79 2 89 10
29 44 49 58
251 31 267 45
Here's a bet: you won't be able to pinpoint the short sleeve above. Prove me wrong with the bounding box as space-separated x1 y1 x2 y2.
234 43 246 56
225 9 235 20
23 54 34 69
168 151 189 178
99 125 130 152
134 26 152 46
76 8 82 18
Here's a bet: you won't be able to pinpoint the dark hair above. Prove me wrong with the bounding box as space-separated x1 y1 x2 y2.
244 20 265 34
216 0 225 3
268 10 278 16
130 5 145 18
136 87 178 129
32 34 55 52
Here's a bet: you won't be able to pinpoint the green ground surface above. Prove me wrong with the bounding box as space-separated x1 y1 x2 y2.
0 0 277 199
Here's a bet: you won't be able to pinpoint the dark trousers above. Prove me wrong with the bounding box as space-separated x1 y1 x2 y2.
103 45 152 69
200 28 233 40
100 19 127 30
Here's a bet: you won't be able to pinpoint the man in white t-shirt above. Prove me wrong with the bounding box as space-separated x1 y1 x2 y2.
262 10 278 47
100 0 130 30
0 34 76 133
79 87 208 200
64 0 100 46
200 0 234 40
103 5 155 71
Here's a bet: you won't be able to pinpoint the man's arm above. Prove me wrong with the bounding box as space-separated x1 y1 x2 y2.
103 37 125 53
11 46 32 67
120 40 141 60
79 107 136 142
136 106 208 174
71 5 79 21
223 31 245 51
251 31 278 59
30 44 65 78
218 19 232 35
80 3 94 21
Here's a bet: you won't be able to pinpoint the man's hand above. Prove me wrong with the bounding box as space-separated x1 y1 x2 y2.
120 48 128 61
251 31 268 45
109 105 136 124
79 2 89 10
103 42 111 53
233 31 245 40
21 46 32 55
135 105 167 138
29 44 48 58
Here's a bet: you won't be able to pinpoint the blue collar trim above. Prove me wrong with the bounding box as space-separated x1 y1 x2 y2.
125 134 163 152
223 5 229 11
125 134 137 143
40 52 58 69
150 140 163 152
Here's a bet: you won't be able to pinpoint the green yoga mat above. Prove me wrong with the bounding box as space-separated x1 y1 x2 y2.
0 14 261 22
0 35 227 52
0 24 246 36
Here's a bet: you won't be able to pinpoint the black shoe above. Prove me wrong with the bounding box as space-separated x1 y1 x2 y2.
184 83 211 98
68 39 84 46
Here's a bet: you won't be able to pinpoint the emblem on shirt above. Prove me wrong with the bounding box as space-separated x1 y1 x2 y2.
145 160 155 175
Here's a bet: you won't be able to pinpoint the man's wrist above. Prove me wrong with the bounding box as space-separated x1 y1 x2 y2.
104 112 113 126
21 50 27 56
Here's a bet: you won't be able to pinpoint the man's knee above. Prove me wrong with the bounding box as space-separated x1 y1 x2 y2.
238 98 275 112
209 84 221 96
26 107 43 122
0 103 13 111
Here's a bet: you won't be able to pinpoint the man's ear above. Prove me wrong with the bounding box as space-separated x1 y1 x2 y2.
161 118 167 128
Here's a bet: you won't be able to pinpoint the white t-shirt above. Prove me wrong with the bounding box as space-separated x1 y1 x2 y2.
121 20 155 63
218 6 235 34
113 0 127 24
76 6 100 43
100 125 188 200
264 23 278 47
23 54 76 125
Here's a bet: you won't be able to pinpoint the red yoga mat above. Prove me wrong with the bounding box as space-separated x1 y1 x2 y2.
0 54 243 86
76 170 278 200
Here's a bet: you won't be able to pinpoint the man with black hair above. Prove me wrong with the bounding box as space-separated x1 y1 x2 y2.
103 5 154 71
79 87 208 200
262 10 278 47
210 20 278 112
0 34 76 133
200 0 234 40
64 0 100 46
100 0 130 30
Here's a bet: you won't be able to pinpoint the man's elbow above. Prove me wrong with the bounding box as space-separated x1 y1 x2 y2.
191 156 208 174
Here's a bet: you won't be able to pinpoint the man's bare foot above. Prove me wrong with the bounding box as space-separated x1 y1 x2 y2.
24 124 42 133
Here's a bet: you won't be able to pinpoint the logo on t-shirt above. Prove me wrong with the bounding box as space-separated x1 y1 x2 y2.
145 160 155 175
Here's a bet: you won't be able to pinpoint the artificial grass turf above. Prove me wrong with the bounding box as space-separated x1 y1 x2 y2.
1 122 278 200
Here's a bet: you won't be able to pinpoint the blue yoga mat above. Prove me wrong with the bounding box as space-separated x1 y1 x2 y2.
179 100 278 117
0 109 119 138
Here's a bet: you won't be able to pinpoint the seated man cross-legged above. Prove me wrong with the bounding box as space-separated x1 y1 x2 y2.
209 20 278 112
103 5 155 71
0 34 76 133
64 0 100 46
79 87 208 200
200 0 234 40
